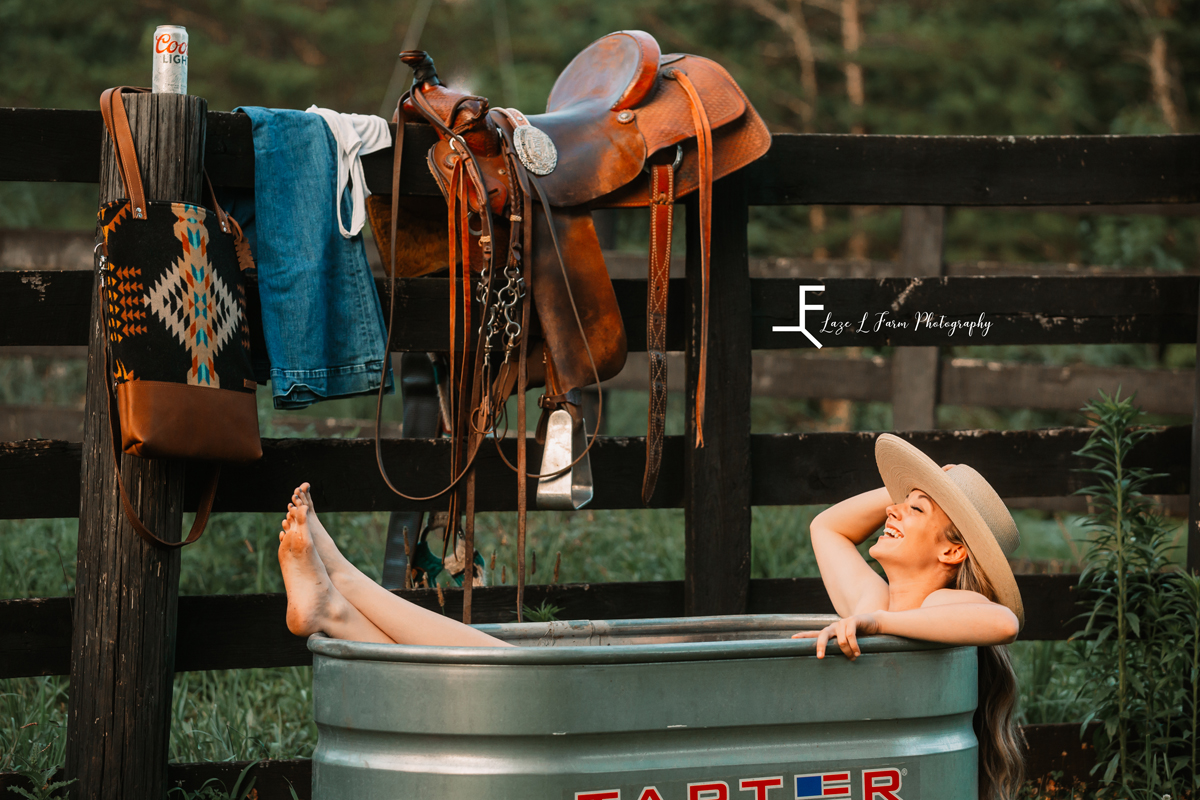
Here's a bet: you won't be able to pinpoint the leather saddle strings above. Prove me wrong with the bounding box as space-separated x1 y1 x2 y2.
642 68 714 502
642 160 674 505
666 68 714 450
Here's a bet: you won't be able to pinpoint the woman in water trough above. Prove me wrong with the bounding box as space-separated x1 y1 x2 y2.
278 433 1025 799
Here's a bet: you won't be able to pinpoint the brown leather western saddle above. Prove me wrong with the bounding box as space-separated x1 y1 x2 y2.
371 30 769 615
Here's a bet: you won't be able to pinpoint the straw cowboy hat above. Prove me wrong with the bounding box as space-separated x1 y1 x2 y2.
874 433 1024 629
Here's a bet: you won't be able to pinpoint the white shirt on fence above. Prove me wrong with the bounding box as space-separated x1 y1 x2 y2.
305 106 391 239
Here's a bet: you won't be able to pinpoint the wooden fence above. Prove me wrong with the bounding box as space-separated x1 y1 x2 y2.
0 104 1197 797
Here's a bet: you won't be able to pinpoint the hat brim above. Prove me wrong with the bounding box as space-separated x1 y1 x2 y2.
874 434 1024 630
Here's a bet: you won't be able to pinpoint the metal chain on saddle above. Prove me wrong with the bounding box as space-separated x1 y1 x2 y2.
498 252 525 362
477 248 525 372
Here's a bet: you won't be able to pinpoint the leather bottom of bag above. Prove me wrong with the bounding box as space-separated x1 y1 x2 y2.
118 380 262 462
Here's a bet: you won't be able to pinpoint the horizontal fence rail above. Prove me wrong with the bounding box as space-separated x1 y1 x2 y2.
0 427 1186 518
3 271 1197 350
2 109 1199 206
605 353 1195 415
1 356 1190 444
0 573 1081 679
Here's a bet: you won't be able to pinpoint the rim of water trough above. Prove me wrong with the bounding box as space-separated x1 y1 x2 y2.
307 613 955 666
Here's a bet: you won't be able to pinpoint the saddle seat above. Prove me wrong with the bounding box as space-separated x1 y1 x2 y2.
419 30 769 213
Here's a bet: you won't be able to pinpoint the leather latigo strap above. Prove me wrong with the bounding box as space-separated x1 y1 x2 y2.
667 67 715 448
643 162 674 504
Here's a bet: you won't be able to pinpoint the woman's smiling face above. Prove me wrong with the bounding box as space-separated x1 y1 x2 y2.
868 488 956 570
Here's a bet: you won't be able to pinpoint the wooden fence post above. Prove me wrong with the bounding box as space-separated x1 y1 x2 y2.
65 92 206 799
1189 282 1200 574
891 206 946 430
684 173 752 615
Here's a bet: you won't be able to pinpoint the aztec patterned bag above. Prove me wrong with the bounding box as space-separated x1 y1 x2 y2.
96 86 261 547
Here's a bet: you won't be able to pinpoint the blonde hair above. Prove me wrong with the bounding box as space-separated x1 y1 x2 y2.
944 522 1025 800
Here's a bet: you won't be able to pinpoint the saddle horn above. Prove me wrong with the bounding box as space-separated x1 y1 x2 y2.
399 50 441 87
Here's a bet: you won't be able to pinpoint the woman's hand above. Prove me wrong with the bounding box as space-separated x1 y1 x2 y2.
792 613 882 661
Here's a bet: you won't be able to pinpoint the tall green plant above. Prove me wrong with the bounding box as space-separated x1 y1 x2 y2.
1072 390 1191 798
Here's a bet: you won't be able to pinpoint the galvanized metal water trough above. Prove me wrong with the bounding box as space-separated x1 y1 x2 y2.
309 614 978 799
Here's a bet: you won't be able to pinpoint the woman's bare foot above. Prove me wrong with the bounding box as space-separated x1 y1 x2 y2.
278 503 349 637
289 482 352 579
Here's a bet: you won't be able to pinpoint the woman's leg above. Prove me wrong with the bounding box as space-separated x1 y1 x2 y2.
278 507 394 644
287 485 509 648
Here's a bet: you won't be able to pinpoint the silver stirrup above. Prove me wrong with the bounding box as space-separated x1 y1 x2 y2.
536 405 594 511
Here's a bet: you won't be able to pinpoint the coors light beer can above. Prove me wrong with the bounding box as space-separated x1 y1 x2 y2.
152 25 188 94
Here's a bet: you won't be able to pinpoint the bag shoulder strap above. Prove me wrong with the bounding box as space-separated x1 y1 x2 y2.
99 86 151 218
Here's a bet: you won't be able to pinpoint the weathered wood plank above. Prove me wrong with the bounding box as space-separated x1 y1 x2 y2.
0 582 686 678
5 109 1198 208
6 228 1196 282
0 108 103 183
745 133 1200 206
0 595 72 677
0 345 88 358
0 228 93 270
1191 285 1200 572
748 427 1189 506
2 271 1196 349
0 574 1083 679
0 355 1187 446
940 358 1194 415
0 404 84 442
759 256 1200 279
608 354 1195 415
684 176 753 615
0 271 94 346
0 404 394 443
0 427 1186 518
754 275 1199 348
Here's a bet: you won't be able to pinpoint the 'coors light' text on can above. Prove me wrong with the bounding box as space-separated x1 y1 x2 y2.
152 25 188 94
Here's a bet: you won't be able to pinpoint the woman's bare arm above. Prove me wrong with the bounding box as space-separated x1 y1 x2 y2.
876 589 1019 644
809 486 891 617
794 590 1019 659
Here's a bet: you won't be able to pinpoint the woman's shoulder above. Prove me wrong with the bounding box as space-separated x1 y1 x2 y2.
920 587 995 607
